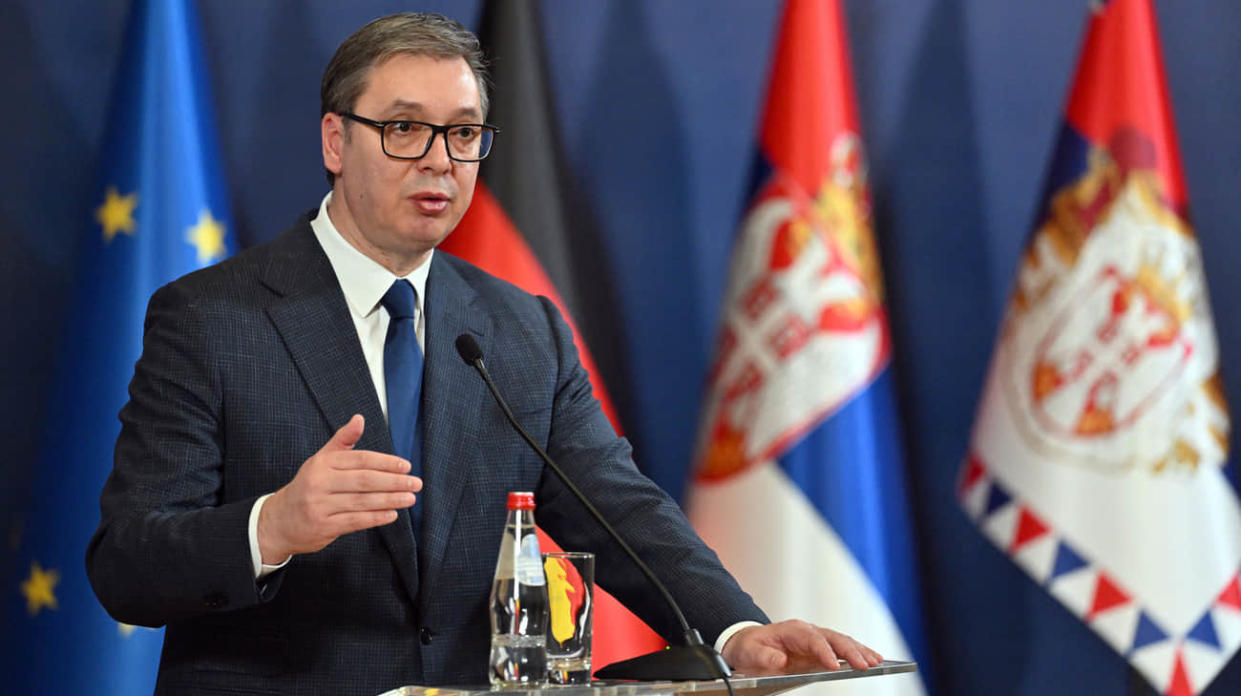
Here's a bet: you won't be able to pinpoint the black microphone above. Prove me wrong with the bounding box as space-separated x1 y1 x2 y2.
454 333 731 681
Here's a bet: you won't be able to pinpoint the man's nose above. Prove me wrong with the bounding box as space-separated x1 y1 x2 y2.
418 132 453 172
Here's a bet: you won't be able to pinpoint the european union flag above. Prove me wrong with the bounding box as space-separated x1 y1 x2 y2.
3 0 235 691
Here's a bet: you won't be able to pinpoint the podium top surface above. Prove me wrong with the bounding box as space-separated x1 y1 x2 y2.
378 660 917 696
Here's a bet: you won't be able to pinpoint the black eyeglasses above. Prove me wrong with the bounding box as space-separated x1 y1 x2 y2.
340 113 499 162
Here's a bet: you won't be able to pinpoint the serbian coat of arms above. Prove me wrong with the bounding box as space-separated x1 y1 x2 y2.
695 132 890 482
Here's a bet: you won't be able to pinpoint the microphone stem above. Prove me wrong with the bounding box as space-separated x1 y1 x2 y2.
471 357 701 647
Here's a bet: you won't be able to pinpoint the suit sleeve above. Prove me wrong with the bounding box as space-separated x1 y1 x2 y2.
86 280 279 627
530 296 769 646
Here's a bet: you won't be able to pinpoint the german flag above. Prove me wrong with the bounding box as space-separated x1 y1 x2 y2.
442 0 665 668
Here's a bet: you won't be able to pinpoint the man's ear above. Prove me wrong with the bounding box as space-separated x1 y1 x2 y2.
322 113 345 179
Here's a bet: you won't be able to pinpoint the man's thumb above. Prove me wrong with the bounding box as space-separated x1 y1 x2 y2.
326 414 364 451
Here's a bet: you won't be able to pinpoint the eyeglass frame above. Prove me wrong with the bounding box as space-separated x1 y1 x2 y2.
339 112 500 162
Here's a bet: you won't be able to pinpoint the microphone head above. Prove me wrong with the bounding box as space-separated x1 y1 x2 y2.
455 333 484 365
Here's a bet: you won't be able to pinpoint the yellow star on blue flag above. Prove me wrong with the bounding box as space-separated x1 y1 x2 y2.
96 187 139 242
187 208 227 264
19 562 59 616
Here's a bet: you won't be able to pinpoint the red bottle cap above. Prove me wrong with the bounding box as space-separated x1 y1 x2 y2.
507 491 536 510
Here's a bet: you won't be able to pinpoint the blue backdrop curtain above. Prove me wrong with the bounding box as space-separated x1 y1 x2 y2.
2 1 1239 693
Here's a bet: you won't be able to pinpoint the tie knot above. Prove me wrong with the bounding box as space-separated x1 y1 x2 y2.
381 279 417 320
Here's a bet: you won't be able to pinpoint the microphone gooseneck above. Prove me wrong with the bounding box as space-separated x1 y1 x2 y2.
454 333 731 682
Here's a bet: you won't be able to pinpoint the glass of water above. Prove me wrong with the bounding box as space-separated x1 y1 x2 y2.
542 552 594 685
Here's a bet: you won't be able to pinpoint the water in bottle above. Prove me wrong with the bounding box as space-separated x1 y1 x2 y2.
489 491 549 687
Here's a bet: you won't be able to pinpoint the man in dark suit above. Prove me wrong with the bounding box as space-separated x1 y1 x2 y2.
86 12 881 693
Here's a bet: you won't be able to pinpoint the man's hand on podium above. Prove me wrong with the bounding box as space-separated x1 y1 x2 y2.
720 620 884 674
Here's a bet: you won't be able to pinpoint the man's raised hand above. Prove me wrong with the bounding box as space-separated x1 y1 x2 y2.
257 414 420 564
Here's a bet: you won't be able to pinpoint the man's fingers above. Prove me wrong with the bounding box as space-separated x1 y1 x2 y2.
801 628 840 670
331 491 417 513
328 469 421 494
769 620 839 671
822 629 876 670
330 450 412 474
323 414 365 452
834 641 866 670
330 510 400 534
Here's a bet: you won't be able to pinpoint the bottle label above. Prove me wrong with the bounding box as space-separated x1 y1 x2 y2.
516 534 546 585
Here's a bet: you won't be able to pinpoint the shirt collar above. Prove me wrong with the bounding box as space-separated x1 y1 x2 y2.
309 191 432 320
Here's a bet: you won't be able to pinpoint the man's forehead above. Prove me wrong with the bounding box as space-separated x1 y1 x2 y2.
357 53 480 111
375 99 483 121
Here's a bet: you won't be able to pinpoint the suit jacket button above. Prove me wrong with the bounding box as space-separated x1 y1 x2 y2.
420 627 434 645
204 592 228 609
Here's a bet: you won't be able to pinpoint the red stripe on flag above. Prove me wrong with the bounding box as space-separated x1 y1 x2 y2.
1064 0 1187 206
760 0 859 196
444 183 665 667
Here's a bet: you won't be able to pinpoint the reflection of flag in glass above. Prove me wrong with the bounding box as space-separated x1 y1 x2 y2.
687 1 930 693
443 0 664 668
2 0 236 691
959 1 1239 694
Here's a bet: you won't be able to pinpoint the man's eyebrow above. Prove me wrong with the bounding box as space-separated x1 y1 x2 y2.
382 100 483 121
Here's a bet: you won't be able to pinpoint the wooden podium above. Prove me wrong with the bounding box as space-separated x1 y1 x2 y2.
377 660 917 696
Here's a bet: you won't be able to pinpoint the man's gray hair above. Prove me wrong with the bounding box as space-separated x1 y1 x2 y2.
320 13 490 184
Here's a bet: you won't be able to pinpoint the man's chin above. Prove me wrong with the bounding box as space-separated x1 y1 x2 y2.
400 224 456 253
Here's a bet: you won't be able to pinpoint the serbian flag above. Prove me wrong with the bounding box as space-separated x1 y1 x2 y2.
443 0 664 667
959 1 1241 693
687 1 930 693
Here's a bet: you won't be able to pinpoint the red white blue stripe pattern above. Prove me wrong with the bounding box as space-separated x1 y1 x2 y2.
689 2 931 693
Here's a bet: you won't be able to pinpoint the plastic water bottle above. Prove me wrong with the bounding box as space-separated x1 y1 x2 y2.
489 491 549 687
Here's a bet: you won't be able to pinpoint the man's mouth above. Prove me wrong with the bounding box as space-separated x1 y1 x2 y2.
411 192 450 214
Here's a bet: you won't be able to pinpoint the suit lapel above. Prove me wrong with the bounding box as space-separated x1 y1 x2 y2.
260 221 421 606
417 254 491 614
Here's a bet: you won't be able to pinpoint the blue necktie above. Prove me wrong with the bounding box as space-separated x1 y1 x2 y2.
380 279 423 535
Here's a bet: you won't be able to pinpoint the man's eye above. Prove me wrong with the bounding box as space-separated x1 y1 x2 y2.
450 126 479 140
387 122 428 137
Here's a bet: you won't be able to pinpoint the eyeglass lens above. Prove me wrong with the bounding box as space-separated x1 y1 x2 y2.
383 123 492 161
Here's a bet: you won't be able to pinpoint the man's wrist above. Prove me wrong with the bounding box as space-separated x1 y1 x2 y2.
249 494 291 579
715 620 764 657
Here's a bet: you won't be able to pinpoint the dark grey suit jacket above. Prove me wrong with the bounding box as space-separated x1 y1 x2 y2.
86 215 765 694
